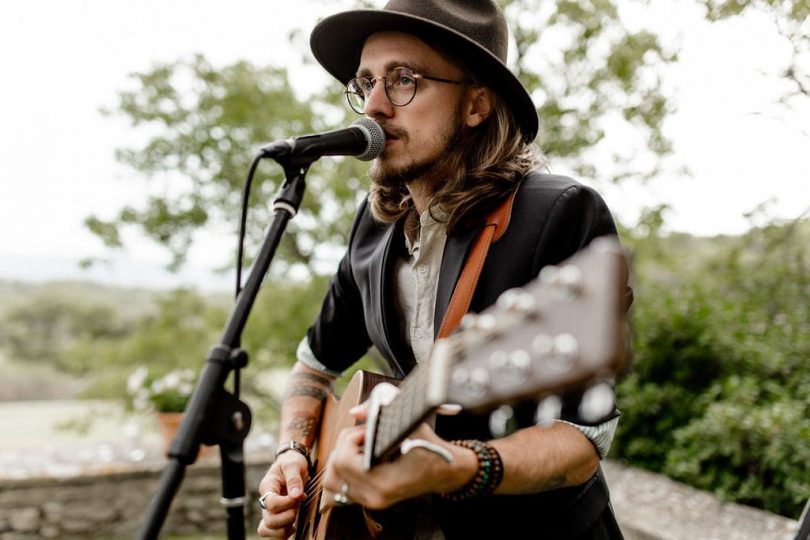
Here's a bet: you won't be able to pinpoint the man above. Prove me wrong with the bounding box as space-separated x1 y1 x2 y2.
258 1 628 538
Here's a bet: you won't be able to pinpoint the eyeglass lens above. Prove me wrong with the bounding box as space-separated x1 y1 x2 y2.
346 67 418 113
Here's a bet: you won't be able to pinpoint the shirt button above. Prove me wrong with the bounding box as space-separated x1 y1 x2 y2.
414 330 423 339
417 265 427 274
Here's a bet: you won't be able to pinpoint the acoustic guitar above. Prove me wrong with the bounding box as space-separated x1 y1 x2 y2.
295 237 629 540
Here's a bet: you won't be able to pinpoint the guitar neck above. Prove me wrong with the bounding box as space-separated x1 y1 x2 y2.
370 361 440 463
367 238 628 465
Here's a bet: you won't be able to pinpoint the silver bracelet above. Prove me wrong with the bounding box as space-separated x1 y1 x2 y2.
275 441 312 469
400 438 454 463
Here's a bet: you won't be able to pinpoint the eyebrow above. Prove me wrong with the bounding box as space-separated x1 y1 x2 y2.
355 60 428 78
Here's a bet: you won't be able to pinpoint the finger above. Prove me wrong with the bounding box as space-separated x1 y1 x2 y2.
257 517 295 539
264 493 300 514
346 424 366 446
280 457 308 499
262 505 298 530
348 402 368 420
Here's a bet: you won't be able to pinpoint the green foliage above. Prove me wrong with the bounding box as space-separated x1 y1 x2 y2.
92 54 369 274
64 288 226 402
665 377 810 514
699 0 810 105
0 288 127 370
500 0 676 182
615 216 810 518
241 275 331 370
91 1 678 273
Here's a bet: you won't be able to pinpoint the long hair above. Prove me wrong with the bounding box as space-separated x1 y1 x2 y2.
368 93 547 235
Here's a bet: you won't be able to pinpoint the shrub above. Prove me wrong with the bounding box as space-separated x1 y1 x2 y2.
613 217 810 518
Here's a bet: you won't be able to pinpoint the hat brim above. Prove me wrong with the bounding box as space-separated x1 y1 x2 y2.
310 10 538 142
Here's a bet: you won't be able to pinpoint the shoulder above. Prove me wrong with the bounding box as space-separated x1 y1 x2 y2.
347 197 393 249
516 172 603 204
511 171 613 223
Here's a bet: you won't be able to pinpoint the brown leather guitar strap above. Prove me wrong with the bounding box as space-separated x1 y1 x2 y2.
436 189 518 340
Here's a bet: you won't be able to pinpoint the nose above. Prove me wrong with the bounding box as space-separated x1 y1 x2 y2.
363 79 394 119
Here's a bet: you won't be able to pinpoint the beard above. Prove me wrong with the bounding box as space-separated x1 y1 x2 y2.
368 118 465 194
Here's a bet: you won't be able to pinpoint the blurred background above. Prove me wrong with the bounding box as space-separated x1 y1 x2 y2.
0 0 807 538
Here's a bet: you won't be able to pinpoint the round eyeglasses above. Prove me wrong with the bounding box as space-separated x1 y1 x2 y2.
345 66 471 114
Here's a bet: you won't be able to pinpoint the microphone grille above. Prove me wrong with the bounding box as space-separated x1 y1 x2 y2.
352 117 385 161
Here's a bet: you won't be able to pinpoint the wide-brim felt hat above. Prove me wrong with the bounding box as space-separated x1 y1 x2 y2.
310 0 539 142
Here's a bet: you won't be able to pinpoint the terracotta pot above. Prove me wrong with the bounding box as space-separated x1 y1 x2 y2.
155 411 217 461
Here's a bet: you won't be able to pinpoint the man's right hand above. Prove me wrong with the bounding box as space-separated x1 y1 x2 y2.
257 450 310 539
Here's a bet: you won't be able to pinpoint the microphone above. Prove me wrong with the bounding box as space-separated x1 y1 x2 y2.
261 117 385 162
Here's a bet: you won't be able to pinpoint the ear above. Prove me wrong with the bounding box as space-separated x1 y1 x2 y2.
463 86 494 128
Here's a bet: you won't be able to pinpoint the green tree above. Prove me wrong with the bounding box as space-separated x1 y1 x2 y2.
500 0 676 182
699 0 810 107
66 288 227 397
614 214 810 517
87 55 370 274
0 291 126 370
88 1 678 272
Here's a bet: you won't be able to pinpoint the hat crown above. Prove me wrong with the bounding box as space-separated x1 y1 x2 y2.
309 0 538 141
383 0 508 62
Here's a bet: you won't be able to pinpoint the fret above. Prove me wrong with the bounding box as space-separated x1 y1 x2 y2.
373 363 435 459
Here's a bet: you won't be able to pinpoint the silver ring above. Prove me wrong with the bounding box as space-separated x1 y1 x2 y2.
332 483 350 506
258 492 270 511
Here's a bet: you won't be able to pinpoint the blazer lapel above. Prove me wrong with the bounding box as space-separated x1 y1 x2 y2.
370 219 413 377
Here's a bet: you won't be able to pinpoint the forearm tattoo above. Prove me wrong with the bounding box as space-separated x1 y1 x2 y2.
283 371 333 403
287 385 328 401
285 414 317 439
291 372 334 389
543 474 567 490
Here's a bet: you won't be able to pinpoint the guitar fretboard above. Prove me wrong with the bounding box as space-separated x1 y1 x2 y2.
371 360 435 461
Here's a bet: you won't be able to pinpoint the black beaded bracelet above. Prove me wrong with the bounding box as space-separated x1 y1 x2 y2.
441 439 504 501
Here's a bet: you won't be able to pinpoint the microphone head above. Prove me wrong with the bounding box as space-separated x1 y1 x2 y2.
351 117 385 161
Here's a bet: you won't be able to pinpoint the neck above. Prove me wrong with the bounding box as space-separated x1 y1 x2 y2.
406 179 431 215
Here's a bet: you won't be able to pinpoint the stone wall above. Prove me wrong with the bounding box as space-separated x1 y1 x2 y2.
0 456 273 539
0 457 802 539
603 461 801 540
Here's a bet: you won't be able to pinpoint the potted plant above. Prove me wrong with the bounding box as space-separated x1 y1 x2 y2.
127 367 215 459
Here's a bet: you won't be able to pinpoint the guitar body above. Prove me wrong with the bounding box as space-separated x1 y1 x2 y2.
296 370 398 540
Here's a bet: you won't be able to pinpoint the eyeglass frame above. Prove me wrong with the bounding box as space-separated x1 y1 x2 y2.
345 66 474 114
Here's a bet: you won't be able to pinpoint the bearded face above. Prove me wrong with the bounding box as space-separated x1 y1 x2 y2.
368 113 464 194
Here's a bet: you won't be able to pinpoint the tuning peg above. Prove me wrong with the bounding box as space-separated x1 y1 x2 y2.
490 349 530 385
534 395 563 426
579 382 615 423
496 288 537 313
531 333 579 373
460 312 497 334
489 405 517 438
451 366 490 399
539 264 583 298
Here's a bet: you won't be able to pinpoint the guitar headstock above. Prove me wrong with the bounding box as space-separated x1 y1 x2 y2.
428 237 629 423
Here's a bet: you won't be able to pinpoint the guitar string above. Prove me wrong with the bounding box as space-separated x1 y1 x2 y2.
297 333 468 506
303 468 327 505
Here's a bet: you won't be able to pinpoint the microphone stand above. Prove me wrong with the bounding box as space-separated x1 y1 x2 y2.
138 148 315 539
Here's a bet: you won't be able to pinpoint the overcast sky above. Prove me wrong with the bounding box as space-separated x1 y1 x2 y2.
1 0 808 289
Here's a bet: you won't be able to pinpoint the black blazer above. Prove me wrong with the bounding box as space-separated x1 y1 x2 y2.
308 172 623 377
305 172 628 538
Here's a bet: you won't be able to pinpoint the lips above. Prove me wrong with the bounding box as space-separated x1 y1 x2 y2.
379 123 404 145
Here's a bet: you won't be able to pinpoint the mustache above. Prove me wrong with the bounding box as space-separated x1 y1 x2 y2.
377 122 407 141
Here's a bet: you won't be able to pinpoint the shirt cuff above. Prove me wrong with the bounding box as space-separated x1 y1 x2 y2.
555 416 619 459
296 337 343 378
